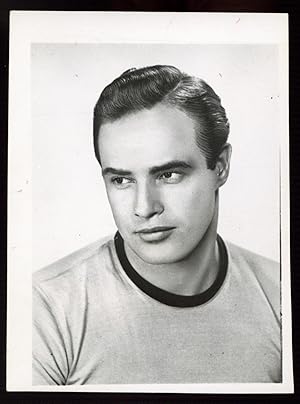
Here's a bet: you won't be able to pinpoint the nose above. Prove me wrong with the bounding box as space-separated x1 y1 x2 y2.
134 182 164 219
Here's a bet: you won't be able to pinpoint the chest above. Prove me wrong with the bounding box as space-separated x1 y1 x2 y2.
66 299 281 384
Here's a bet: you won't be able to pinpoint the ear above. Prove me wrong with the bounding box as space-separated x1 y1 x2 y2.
214 143 232 188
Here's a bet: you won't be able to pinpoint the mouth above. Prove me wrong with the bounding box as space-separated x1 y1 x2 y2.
135 226 176 243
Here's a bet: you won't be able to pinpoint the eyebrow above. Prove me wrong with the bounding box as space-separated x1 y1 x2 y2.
149 160 193 175
102 167 132 176
102 160 193 177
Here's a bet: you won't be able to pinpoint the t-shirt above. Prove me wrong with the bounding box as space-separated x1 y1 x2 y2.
33 233 281 385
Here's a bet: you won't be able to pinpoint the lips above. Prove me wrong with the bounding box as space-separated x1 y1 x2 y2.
135 226 176 242
136 226 175 234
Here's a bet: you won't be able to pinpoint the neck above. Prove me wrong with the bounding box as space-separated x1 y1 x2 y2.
124 196 220 296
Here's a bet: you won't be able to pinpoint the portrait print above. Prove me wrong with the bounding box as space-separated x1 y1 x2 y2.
7 12 292 393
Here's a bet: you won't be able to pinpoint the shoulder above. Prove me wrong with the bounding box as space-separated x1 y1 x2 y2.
227 241 280 279
226 241 280 317
33 235 114 297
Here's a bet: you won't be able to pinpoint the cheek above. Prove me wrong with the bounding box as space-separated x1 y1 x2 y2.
106 189 132 227
190 187 215 213
164 179 215 220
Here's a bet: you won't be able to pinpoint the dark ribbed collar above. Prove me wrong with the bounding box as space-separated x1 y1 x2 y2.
114 232 228 308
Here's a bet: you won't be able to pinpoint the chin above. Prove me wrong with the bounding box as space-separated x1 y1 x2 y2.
138 253 179 265
130 240 195 265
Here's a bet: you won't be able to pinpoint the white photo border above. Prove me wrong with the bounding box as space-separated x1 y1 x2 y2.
7 11 292 393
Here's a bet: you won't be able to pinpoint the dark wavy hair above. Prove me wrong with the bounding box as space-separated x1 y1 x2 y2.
93 65 229 169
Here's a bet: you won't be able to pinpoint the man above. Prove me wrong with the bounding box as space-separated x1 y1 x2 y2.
33 65 281 385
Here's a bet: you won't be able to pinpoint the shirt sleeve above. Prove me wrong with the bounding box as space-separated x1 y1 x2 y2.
33 283 70 385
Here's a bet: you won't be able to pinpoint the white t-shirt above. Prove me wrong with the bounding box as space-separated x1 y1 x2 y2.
33 234 281 385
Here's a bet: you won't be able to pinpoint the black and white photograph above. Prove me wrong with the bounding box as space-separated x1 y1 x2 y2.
7 12 292 393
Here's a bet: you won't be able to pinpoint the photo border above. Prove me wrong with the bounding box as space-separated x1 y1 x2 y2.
7 11 292 394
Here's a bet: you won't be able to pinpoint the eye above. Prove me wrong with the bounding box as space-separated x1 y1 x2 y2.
111 177 133 188
159 171 183 184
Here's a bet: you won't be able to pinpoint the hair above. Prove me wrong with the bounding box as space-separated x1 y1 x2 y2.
93 65 229 169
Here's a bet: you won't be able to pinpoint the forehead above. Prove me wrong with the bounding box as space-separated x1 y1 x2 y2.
98 104 205 169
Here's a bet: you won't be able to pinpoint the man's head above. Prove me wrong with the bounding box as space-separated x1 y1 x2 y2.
94 65 231 265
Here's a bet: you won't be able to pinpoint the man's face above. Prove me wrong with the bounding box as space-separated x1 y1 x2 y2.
99 104 220 264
